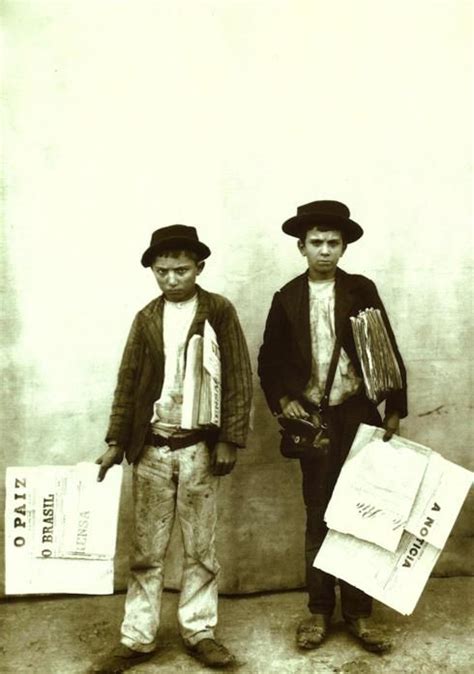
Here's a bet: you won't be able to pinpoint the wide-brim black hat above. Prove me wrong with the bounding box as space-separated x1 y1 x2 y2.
282 200 363 243
141 224 211 267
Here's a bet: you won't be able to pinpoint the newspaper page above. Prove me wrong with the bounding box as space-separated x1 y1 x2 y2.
198 319 221 427
405 451 473 549
5 462 122 595
315 529 442 615
315 424 473 615
324 424 431 551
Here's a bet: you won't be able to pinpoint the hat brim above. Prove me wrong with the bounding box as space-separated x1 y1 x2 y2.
282 213 363 243
141 237 211 267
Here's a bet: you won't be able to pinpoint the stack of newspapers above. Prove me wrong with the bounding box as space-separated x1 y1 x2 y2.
350 307 403 404
181 319 221 429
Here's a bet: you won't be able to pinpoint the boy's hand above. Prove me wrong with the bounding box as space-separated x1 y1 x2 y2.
280 396 310 420
211 442 237 476
96 445 124 482
383 411 400 441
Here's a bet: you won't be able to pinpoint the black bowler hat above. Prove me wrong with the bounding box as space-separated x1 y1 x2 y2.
282 200 363 243
141 225 211 267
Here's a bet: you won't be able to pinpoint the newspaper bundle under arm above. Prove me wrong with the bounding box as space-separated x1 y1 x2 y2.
351 308 403 404
181 319 221 429
199 319 221 427
181 334 204 429
5 462 122 595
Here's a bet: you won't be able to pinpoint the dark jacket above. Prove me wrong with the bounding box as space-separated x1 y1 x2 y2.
258 268 407 418
106 286 253 463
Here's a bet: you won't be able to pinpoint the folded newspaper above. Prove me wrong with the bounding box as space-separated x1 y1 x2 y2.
314 424 472 615
5 462 123 595
181 319 221 429
350 308 403 404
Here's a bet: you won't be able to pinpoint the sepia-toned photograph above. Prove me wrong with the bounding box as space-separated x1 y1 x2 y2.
1 1 473 672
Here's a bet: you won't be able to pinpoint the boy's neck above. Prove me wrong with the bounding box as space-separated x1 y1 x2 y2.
308 267 337 281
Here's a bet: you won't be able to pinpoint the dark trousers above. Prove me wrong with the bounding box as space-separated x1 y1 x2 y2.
300 393 381 619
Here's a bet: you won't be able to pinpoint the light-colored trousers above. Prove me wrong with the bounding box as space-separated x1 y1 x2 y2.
120 442 220 652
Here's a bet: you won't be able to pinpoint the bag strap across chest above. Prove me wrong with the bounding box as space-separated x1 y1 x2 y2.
319 338 342 413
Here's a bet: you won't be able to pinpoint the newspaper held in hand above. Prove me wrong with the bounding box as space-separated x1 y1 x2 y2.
181 320 221 429
5 462 122 595
324 431 431 552
350 308 403 404
314 424 473 615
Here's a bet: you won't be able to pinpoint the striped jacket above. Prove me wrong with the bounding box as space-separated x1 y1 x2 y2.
106 286 253 463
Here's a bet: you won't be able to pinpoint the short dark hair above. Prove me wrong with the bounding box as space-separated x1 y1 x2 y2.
150 247 201 266
298 224 347 247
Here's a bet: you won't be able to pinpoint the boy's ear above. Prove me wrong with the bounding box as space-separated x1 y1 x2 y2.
297 239 305 254
196 260 205 275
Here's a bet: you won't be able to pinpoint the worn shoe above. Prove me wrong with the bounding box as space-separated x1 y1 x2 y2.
186 638 235 668
89 644 155 673
345 617 392 653
296 614 330 650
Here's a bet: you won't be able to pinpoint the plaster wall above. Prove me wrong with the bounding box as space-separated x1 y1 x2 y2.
2 0 472 594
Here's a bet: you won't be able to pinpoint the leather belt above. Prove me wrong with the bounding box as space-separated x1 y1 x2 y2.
146 428 208 451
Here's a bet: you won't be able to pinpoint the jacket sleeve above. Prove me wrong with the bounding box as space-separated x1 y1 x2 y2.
105 313 145 447
365 280 408 418
214 301 253 447
257 292 290 415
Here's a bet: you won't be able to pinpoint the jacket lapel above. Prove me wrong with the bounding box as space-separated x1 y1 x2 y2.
141 296 165 374
185 286 209 341
140 287 210 375
334 268 358 338
282 272 312 368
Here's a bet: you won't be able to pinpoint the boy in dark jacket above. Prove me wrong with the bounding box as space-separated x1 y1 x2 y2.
258 201 407 653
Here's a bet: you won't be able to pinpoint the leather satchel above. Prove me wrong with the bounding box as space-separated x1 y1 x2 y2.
278 340 341 459
278 414 330 459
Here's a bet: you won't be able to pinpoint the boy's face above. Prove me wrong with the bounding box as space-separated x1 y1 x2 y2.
298 227 345 280
151 251 203 302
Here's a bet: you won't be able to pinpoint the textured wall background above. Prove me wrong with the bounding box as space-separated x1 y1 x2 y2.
2 0 472 595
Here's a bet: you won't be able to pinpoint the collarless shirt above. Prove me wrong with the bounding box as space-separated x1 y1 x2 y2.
151 294 198 430
303 278 361 406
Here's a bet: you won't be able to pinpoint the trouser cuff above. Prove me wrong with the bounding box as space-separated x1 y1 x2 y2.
308 598 335 616
309 608 334 618
183 630 215 648
120 636 158 654
342 611 372 621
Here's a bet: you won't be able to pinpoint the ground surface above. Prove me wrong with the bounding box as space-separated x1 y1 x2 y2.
1 578 473 673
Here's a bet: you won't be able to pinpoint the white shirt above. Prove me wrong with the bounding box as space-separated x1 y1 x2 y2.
150 294 198 430
303 279 361 406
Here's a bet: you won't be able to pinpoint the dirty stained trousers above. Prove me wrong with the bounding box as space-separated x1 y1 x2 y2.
120 442 219 652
